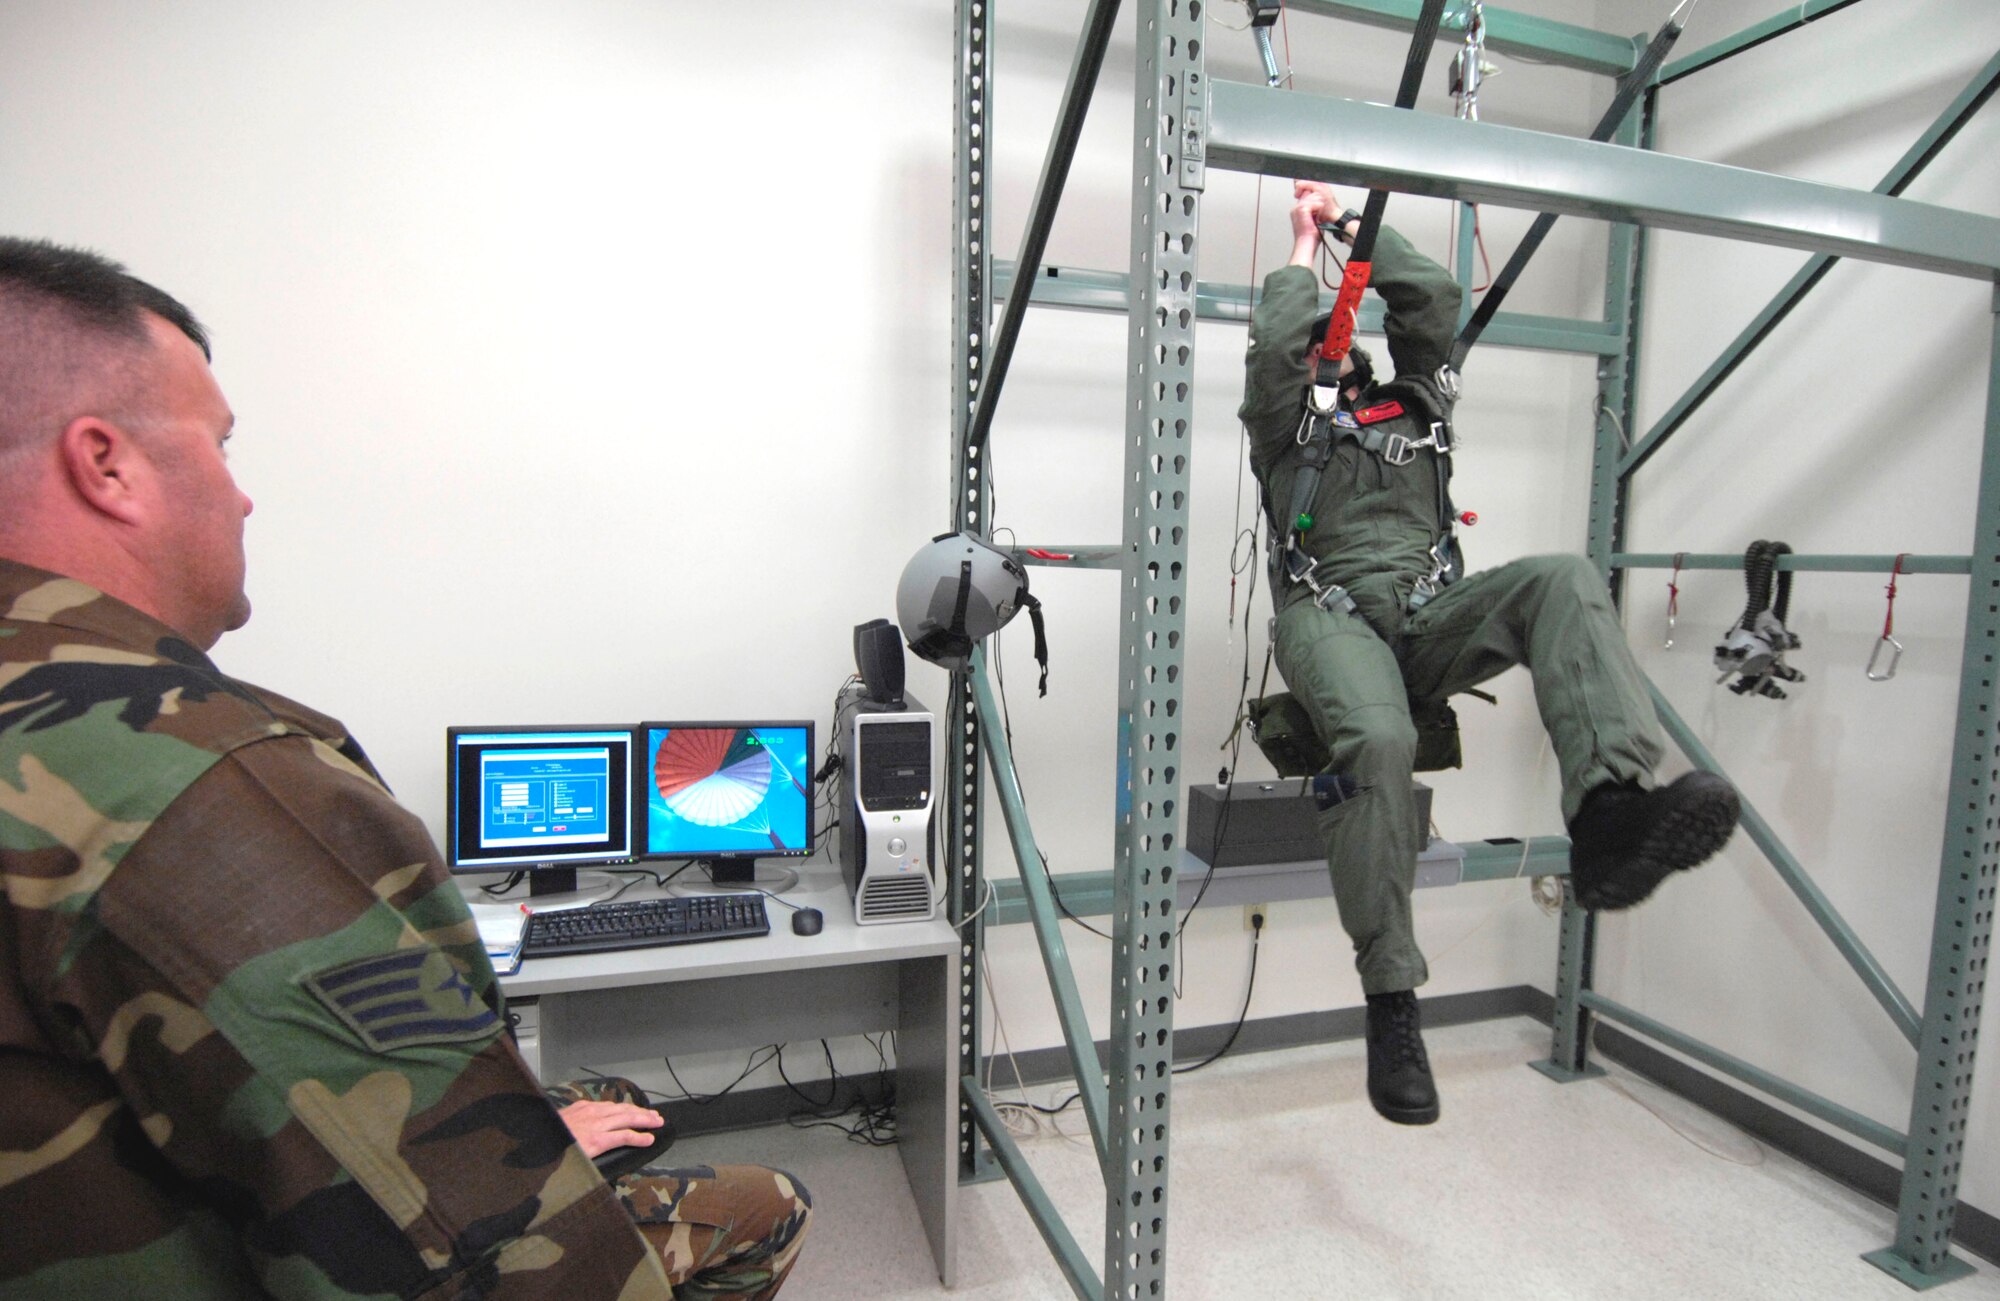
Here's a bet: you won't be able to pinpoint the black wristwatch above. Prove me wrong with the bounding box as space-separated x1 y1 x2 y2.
1317 209 1363 245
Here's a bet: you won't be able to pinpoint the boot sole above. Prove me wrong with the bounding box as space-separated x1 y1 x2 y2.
1576 772 1739 911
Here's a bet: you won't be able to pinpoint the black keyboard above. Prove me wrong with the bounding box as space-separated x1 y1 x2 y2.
522 893 770 958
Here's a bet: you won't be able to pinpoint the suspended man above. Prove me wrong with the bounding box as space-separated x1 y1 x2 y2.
1240 181 1741 1126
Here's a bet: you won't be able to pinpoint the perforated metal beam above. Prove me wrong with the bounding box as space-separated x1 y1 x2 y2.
1866 283 2000 1289
1204 81 2000 280
1103 3 1204 1294
948 0 994 1188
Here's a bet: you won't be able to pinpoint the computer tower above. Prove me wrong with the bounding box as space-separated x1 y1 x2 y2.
834 683 938 924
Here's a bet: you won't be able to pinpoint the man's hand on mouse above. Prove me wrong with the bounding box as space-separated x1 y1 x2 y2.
558 1100 663 1157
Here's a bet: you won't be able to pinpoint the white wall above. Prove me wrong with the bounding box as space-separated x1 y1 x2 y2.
9 0 1989 1228
1594 0 2000 1216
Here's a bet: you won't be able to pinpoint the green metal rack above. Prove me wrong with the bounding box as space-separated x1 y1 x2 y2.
950 2 2000 1293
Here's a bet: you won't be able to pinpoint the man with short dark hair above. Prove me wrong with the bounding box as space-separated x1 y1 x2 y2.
0 236 809 1298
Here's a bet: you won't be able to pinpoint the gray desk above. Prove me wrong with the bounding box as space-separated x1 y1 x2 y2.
496 865 959 1284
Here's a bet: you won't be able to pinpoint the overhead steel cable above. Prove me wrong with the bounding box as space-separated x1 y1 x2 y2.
1449 0 1699 371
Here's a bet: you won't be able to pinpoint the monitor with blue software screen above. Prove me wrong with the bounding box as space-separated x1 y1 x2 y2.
445 725 637 896
642 721 814 883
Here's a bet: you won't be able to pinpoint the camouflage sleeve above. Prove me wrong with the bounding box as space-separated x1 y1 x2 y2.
1238 263 1321 472
15 732 672 1299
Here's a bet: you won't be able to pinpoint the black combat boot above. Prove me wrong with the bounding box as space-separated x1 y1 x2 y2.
1365 990 1439 1125
1567 771 1740 911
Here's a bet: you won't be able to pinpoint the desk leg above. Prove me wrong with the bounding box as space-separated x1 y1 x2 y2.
899 952 958 1285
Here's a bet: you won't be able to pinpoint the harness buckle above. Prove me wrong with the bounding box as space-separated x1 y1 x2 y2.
1383 432 1416 466
1305 381 1343 418
1430 420 1454 455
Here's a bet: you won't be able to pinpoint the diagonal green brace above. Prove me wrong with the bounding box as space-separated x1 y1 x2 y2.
1580 993 1908 1156
964 1078 1105 1301
969 648 1112 1172
1621 47 2000 481
1658 0 1868 86
1649 681 1922 1045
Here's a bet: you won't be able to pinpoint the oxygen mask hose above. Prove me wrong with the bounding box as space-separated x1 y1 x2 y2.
1715 540 1804 699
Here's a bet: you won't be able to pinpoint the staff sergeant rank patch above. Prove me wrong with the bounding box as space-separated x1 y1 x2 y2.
305 947 500 1052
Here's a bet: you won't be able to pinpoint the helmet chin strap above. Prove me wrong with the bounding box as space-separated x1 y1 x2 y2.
1020 592 1048 696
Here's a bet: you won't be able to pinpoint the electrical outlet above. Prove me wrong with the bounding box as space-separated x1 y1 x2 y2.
1244 903 1269 933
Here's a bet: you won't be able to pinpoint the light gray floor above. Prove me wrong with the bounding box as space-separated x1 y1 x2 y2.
665 1017 2000 1299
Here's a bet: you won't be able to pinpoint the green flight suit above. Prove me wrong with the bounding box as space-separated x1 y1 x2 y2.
1240 232 1665 995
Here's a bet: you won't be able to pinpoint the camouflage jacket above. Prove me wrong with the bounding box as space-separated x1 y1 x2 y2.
0 560 672 1299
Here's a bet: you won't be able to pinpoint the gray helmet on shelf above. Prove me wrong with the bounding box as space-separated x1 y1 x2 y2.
896 531 1048 692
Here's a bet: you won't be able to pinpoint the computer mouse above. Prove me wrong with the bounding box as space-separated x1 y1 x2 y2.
791 907 825 936
592 1105 677 1182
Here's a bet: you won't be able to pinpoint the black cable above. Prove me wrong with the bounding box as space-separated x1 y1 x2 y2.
480 871 526 896
659 1045 782 1104
776 1041 840 1110
1173 919 1262 1075
781 1034 899 1146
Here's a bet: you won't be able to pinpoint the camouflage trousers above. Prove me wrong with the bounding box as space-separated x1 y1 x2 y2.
546 1079 813 1301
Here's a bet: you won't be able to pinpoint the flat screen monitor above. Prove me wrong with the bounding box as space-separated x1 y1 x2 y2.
445 725 637 897
641 721 815 883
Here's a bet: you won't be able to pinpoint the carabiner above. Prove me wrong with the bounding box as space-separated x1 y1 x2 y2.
1866 634 1903 682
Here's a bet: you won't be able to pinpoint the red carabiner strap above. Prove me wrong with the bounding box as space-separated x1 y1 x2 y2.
1883 553 1907 639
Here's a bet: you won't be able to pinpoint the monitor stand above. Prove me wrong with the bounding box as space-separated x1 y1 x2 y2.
694 858 800 894
703 858 757 886
521 865 615 909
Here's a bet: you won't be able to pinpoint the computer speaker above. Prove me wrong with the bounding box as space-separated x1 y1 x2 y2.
854 618 906 708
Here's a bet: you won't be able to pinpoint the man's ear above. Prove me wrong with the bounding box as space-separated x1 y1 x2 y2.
58 416 152 527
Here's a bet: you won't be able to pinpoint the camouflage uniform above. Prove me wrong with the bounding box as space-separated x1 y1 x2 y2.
543 1079 811 1300
1241 235 1665 995
0 560 809 1298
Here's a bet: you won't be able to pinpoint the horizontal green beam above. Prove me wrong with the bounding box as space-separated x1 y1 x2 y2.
1658 0 1868 86
987 838 1565 925
1614 553 1971 576
1009 544 1124 571
1580 993 1908 1156
993 260 1623 355
1285 0 1639 78
1205 81 2000 279
963 1079 1104 1301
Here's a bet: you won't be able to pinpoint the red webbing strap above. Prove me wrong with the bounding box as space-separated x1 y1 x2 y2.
1318 258 1372 364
